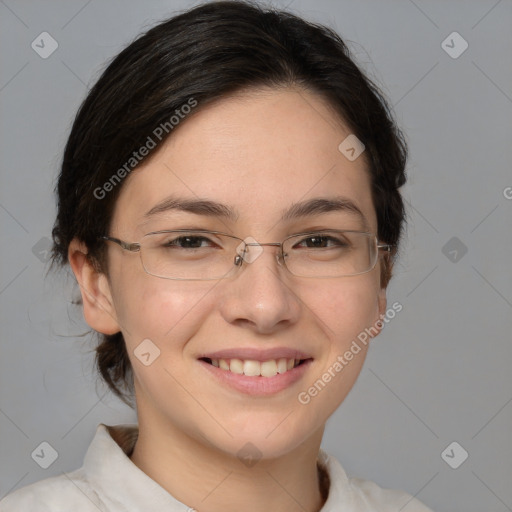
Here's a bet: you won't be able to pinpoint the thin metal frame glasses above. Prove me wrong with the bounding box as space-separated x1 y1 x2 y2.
100 229 393 280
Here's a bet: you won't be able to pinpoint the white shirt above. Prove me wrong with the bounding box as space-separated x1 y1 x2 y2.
0 423 434 511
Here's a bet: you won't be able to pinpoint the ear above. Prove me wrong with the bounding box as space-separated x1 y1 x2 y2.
68 238 121 335
377 285 387 320
369 266 389 339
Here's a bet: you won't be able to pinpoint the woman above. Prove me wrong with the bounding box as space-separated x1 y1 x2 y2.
0 1 434 510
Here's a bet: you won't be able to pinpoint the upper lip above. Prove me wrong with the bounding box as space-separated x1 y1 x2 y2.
197 347 313 362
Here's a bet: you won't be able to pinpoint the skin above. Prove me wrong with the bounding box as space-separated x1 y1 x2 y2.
69 86 389 512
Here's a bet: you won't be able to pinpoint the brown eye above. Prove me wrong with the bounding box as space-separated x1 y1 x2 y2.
163 235 214 249
294 235 348 249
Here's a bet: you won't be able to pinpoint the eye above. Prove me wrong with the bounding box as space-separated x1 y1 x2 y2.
157 233 220 249
293 234 349 249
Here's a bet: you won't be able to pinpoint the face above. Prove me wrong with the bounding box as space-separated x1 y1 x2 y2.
78 87 387 459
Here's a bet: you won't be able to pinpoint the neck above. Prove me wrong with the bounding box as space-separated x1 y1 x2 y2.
129 412 327 512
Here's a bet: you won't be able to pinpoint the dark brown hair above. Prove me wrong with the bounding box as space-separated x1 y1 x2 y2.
51 0 408 407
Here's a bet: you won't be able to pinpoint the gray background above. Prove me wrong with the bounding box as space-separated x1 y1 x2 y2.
1 1 511 510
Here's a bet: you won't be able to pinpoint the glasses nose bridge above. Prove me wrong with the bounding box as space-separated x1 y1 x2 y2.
247 241 282 248
236 240 287 269
241 240 283 254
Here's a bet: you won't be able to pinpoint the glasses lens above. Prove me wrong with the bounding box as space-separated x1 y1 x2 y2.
137 230 378 280
283 231 377 278
140 231 238 280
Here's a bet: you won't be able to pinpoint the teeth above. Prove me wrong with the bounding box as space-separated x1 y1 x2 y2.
229 358 244 374
277 358 288 374
260 360 277 377
243 359 262 377
210 357 303 377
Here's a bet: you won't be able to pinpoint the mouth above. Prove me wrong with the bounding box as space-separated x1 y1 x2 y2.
198 355 314 395
199 357 312 378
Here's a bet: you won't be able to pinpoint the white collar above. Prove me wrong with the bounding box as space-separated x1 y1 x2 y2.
82 423 353 511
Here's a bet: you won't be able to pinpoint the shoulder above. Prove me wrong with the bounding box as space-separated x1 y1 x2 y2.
0 469 104 512
348 476 434 512
319 449 434 512
1 423 138 512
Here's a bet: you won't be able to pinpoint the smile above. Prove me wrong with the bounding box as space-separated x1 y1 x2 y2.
200 357 307 377
198 356 314 396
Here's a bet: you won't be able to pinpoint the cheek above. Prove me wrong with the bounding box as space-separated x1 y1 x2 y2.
306 273 381 347
111 276 216 351
295 276 381 416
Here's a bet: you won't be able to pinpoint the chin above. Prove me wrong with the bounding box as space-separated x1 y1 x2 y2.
214 419 317 462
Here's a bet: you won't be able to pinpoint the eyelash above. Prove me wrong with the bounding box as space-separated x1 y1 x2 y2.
158 233 349 249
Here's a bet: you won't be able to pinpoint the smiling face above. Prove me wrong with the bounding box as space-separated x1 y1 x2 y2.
74 86 388 460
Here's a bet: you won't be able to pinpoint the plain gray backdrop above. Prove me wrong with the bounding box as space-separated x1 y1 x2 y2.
1 1 511 511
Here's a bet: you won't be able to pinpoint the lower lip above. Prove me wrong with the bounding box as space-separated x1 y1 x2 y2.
198 359 313 396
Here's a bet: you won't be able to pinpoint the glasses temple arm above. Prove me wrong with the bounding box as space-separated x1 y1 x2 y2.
100 236 141 252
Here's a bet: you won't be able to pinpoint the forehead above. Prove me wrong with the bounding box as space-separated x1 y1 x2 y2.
111 87 377 235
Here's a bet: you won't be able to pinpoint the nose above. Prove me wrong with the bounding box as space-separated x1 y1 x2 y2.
218 242 301 334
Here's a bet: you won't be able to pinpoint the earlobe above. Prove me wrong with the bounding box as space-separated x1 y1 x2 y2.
371 255 393 338
68 238 121 335
371 286 388 339
377 286 387 319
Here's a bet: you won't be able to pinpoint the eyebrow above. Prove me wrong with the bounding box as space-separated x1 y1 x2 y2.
281 196 368 229
144 196 239 221
143 195 369 230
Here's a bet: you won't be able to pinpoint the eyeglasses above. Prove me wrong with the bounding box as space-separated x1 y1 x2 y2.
100 229 393 280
